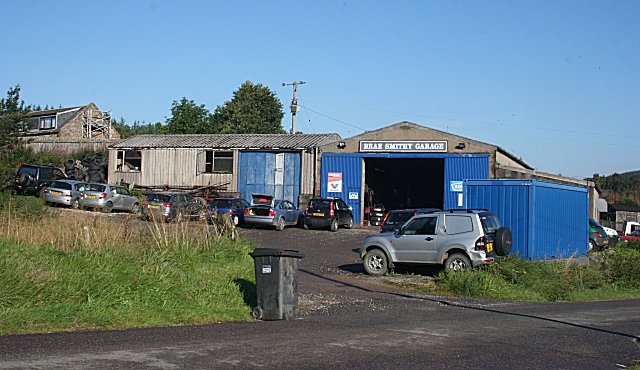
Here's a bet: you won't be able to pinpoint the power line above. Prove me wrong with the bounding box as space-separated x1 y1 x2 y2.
306 101 640 140
296 92 315 134
302 107 367 131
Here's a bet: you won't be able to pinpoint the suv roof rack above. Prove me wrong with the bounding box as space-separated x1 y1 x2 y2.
442 208 489 213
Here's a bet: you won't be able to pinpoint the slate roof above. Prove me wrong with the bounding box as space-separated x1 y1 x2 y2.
110 133 342 149
23 105 86 136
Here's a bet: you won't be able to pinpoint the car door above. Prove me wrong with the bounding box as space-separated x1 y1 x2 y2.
392 215 439 263
336 199 349 224
118 187 135 210
109 186 124 209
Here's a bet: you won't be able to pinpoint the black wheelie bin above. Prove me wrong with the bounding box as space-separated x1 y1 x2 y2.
249 248 305 320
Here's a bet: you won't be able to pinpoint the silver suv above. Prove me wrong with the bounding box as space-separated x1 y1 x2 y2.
359 209 512 275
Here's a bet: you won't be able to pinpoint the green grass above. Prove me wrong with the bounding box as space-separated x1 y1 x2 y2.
0 192 258 335
427 243 640 302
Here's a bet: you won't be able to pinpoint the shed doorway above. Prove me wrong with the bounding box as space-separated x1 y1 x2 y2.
364 158 444 212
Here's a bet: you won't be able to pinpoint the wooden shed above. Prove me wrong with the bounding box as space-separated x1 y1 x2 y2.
108 133 340 206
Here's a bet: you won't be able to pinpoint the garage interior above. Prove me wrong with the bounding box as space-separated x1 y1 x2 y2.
364 158 444 211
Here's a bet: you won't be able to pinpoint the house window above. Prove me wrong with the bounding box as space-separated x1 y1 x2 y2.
198 151 233 174
39 116 56 130
116 150 142 172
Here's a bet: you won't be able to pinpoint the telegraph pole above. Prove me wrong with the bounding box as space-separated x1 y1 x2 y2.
282 81 305 134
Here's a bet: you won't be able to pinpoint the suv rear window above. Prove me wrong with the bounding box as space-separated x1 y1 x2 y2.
479 212 502 234
18 167 37 176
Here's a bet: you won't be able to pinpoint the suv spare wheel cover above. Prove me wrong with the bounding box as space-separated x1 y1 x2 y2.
19 172 33 186
494 227 513 256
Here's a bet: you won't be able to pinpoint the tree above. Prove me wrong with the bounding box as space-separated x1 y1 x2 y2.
0 85 29 152
213 81 286 134
160 98 215 134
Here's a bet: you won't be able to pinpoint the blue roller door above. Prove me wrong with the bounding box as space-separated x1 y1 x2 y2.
238 151 301 207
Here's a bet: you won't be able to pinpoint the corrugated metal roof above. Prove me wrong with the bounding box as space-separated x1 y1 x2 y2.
110 133 342 149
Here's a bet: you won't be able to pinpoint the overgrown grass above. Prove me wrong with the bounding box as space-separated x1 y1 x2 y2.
0 192 257 335
429 244 640 302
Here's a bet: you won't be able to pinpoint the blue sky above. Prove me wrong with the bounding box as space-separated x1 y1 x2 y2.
2 1 638 179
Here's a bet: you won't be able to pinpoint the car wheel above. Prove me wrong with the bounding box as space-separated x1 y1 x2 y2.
275 217 285 231
102 202 113 213
363 249 388 276
38 187 47 198
329 218 338 232
71 199 80 210
588 240 597 252
445 253 471 271
494 227 513 256
345 216 353 229
175 212 183 223
130 203 140 214
232 214 240 226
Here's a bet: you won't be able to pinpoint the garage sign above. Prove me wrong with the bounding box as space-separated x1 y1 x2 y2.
328 172 342 193
450 181 463 192
359 140 447 153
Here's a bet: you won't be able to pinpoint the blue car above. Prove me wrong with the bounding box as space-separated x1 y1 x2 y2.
206 198 250 226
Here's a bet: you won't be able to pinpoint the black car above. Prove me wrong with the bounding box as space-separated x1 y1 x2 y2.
304 197 353 232
380 208 441 233
14 164 67 197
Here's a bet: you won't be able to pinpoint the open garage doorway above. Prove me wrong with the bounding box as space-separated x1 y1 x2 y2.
364 157 444 211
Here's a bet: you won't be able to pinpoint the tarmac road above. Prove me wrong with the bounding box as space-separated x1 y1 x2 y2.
0 223 639 369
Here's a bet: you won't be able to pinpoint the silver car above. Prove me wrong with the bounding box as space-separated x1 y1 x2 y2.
244 194 305 231
42 180 87 209
79 183 140 213
360 210 512 275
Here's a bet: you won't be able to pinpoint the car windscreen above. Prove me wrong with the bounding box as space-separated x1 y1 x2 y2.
49 181 72 190
385 211 415 225
479 213 502 234
147 194 171 203
210 199 233 208
85 184 105 192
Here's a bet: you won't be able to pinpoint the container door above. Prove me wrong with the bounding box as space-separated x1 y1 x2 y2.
238 152 301 207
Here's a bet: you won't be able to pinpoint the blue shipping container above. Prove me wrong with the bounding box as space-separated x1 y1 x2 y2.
463 179 589 260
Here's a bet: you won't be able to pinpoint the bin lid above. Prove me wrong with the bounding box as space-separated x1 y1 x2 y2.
249 248 305 259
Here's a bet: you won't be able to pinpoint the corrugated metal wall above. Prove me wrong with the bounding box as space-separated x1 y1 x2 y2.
443 155 490 209
238 151 302 206
321 153 490 225
107 148 235 190
321 155 363 224
464 179 589 259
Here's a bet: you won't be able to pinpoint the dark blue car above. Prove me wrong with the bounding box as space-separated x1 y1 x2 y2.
206 198 250 226
380 208 440 233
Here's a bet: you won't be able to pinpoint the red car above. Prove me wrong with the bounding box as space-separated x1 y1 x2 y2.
620 230 640 242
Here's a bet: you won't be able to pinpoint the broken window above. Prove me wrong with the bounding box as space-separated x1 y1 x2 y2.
197 151 233 174
116 150 142 172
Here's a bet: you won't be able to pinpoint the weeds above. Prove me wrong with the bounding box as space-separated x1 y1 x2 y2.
0 193 257 334
431 245 640 301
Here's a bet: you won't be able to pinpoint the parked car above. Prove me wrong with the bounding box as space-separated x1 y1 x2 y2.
602 226 619 246
380 208 440 233
140 192 206 222
588 218 609 252
205 198 250 225
620 230 640 242
244 194 305 231
13 164 67 198
304 197 353 231
79 183 140 213
42 180 87 209
359 209 512 275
